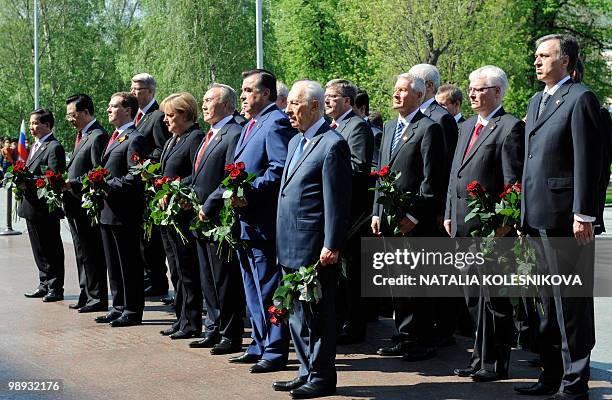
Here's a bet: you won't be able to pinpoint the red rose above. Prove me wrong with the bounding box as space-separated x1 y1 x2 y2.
13 161 26 173
466 180 485 198
35 178 46 188
131 153 140 163
267 305 276 314
275 307 287 316
44 169 55 178
229 169 241 179
224 163 235 172
512 182 522 193
235 161 246 171
270 316 279 326
379 166 390 178
370 171 378 177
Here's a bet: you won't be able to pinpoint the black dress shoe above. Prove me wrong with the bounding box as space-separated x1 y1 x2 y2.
189 334 221 348
109 315 142 327
336 332 365 345
514 382 559 396
78 304 108 313
160 327 178 336
68 303 85 310
170 330 201 340
273 377 306 392
42 292 64 302
453 365 479 377
401 347 437 362
144 286 168 297
228 352 261 364
249 359 285 373
210 338 242 355
545 392 589 400
471 369 508 382
161 296 174 306
290 382 336 399
24 288 47 298
376 342 407 356
95 312 121 323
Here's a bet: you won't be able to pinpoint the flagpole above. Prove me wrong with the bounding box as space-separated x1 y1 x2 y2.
255 0 263 69
33 0 39 109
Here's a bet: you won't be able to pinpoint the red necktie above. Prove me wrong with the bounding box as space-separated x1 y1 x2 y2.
105 130 119 152
242 119 256 143
135 111 143 126
73 131 82 151
330 121 337 129
194 130 214 171
463 123 484 160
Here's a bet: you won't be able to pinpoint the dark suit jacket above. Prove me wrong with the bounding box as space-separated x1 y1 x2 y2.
445 108 525 237
64 121 109 218
183 117 242 218
17 134 66 220
373 111 445 234
160 124 205 179
135 101 170 162
100 126 148 226
232 104 297 241
522 81 602 230
371 125 383 170
595 109 612 234
335 110 374 220
422 100 459 213
277 123 352 268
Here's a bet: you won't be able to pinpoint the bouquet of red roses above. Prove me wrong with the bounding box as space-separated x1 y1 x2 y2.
1 160 32 204
81 166 110 226
36 168 67 213
191 161 255 261
129 152 162 239
369 165 415 236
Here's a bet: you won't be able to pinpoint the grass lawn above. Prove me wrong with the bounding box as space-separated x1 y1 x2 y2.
607 189 612 205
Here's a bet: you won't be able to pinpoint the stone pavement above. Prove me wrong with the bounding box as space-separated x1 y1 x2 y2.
0 191 611 400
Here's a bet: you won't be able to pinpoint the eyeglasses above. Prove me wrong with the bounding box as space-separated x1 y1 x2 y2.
65 112 80 120
467 86 497 94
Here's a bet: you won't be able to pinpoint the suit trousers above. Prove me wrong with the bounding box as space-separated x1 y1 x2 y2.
286 265 337 386
100 223 144 317
160 226 202 333
237 241 289 363
196 237 245 341
141 226 169 292
26 217 64 292
528 227 595 394
67 214 108 306
470 293 513 372
161 229 181 329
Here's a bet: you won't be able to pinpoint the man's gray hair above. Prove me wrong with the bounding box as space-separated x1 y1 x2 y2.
292 80 325 117
209 83 237 111
469 65 508 98
397 73 426 99
276 81 289 99
131 73 157 91
325 79 358 105
408 64 441 92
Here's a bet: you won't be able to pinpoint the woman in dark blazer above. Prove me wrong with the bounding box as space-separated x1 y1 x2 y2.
157 92 204 339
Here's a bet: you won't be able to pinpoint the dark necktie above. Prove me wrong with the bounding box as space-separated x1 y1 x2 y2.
105 130 119 153
287 136 306 175
194 130 214 171
537 92 550 119
463 123 484 160
73 131 82 151
391 119 406 154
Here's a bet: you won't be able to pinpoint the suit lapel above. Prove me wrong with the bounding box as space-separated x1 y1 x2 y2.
104 126 133 158
234 105 277 158
461 108 504 167
27 140 49 168
389 111 423 165
335 111 355 139
457 119 477 168
528 83 571 134
384 118 398 162
282 125 326 188
194 124 228 178
67 132 92 168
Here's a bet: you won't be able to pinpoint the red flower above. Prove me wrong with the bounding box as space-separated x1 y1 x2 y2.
35 178 45 188
235 161 246 171
229 169 241 179
466 180 486 198
224 163 235 172
512 182 522 193
13 161 26 173
370 171 378 177
379 165 390 178
44 169 55 178
131 153 140 163
173 176 180 181
270 316 279 326
267 305 276 314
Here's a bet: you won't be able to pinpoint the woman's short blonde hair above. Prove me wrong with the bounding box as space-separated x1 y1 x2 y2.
160 92 198 122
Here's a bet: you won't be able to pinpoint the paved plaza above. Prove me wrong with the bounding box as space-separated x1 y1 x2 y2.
0 190 610 399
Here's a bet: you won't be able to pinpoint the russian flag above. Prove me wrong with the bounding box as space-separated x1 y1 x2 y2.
17 120 28 161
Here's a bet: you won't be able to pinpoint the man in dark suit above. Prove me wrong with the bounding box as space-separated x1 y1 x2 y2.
272 80 351 399
20 109 66 302
226 69 296 373
354 90 383 171
130 73 170 298
186 84 245 355
371 73 445 361
436 84 466 125
63 93 109 312
444 66 525 382
324 79 373 344
515 34 602 400
94 92 148 327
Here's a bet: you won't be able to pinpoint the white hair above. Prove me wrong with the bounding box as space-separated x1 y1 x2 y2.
469 65 509 98
276 81 289 99
408 64 441 92
208 83 237 110
290 80 325 117
131 73 157 91
397 73 426 100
